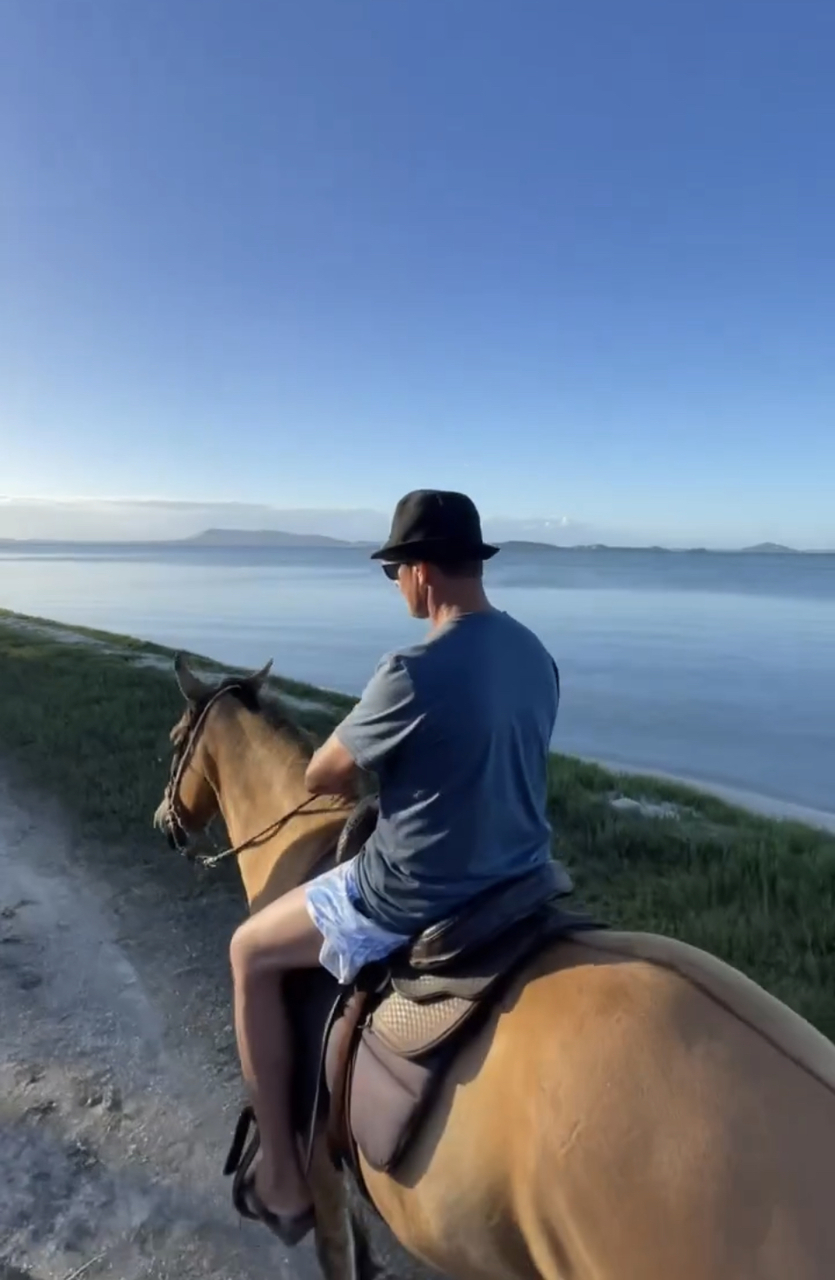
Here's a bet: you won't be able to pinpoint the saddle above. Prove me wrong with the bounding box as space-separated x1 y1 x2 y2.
224 796 605 1203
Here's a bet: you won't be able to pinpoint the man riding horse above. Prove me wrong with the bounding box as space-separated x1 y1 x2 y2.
228 488 570 1244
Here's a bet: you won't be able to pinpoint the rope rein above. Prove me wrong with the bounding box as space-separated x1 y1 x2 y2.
193 794 331 868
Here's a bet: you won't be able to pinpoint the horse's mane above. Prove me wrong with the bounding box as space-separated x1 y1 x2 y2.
192 675 316 759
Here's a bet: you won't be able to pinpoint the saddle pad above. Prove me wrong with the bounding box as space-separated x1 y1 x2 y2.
369 987 477 1058
348 1028 440 1172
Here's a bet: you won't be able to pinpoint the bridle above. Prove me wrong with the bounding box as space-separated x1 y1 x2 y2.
156 682 329 869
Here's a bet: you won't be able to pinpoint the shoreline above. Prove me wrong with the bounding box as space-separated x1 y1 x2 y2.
584 756 835 834
0 604 830 833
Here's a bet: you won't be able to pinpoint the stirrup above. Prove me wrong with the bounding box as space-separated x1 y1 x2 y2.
223 1104 261 1218
223 1104 315 1246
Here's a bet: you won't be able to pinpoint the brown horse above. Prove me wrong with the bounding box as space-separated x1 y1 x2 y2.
154 654 835 1280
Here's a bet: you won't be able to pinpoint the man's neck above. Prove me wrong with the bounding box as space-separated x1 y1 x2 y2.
428 584 493 630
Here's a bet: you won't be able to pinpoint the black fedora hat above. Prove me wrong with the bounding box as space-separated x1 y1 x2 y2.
370 489 500 563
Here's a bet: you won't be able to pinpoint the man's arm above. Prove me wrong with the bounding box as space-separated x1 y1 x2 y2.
305 733 361 799
304 654 420 798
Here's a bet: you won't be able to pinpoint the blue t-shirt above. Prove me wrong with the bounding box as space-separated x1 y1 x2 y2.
334 608 572 935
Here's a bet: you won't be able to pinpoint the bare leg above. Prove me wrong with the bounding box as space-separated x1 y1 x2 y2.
229 884 325 1217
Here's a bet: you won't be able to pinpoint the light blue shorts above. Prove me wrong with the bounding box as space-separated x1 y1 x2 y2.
304 856 410 985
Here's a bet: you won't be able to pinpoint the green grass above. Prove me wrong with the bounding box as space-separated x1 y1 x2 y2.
0 610 353 845
1 609 834 1039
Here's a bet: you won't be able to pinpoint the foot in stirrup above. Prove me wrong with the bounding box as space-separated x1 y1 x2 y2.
236 1175 316 1247
223 1105 316 1247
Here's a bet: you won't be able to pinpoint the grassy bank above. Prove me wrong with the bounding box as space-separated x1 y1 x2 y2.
1 608 834 1039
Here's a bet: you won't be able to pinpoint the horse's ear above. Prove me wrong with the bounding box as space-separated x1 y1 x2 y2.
174 652 211 702
245 659 273 692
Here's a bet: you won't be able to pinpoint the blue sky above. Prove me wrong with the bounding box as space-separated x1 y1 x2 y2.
1 0 833 547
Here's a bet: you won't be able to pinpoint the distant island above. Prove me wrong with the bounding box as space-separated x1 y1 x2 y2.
739 542 799 555
176 530 810 555
502 539 802 555
181 528 357 548
500 539 673 554
0 529 827 554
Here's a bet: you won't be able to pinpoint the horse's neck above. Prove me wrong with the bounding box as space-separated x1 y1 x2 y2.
208 705 349 911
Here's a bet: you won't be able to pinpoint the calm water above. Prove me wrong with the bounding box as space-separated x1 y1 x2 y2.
1 542 833 815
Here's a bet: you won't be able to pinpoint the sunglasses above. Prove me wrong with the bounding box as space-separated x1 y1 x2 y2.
381 562 403 581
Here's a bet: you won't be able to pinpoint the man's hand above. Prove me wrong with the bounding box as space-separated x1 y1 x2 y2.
305 732 361 801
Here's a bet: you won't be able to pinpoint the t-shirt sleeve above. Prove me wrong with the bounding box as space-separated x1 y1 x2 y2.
334 654 423 772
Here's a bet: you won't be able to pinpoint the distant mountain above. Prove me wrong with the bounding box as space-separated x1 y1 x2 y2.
182 528 354 548
490 539 827 555
497 540 671 553
497 539 566 552
0 524 829 555
740 542 798 555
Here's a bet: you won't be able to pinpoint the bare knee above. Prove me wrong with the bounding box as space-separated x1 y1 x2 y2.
230 917 275 984
229 885 323 981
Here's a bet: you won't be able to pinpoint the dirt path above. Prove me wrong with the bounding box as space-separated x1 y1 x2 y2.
0 774 316 1280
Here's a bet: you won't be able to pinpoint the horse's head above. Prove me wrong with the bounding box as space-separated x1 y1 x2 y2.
153 651 273 857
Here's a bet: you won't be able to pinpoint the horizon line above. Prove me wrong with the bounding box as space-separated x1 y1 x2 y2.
0 531 829 555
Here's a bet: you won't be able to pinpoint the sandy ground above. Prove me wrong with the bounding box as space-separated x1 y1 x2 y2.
0 772 316 1280
0 775 430 1280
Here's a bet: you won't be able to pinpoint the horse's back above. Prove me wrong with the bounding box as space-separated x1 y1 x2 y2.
580 928 835 1094
365 929 835 1280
